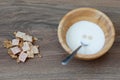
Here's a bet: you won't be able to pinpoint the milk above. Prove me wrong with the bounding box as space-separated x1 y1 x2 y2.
66 21 105 54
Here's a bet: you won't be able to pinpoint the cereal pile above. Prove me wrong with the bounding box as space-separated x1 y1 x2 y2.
4 31 41 63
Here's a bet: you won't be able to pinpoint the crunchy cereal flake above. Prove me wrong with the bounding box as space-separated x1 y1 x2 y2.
4 40 12 48
23 35 33 42
22 42 30 51
10 46 21 55
27 50 34 58
32 46 39 54
15 31 26 38
18 52 28 62
12 39 20 46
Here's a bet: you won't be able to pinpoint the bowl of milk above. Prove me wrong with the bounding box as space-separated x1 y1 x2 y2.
58 8 115 60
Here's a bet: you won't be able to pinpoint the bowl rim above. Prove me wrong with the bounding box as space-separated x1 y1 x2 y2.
58 7 115 60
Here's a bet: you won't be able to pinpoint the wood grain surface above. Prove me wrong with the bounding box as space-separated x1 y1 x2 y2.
0 0 120 80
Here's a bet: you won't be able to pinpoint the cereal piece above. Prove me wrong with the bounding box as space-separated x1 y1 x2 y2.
15 31 26 39
27 50 34 58
32 46 39 54
4 40 12 48
8 49 17 59
23 35 33 42
18 52 28 62
16 58 20 63
38 53 42 58
33 37 38 41
28 42 33 47
22 42 30 51
11 55 18 59
10 46 21 55
12 39 20 46
26 42 34 58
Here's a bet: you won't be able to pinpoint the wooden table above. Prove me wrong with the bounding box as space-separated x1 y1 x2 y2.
0 0 120 80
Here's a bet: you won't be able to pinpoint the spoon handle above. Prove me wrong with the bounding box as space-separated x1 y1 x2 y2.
61 45 82 65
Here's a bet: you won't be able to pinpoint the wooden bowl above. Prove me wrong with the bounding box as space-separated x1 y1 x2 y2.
58 8 115 60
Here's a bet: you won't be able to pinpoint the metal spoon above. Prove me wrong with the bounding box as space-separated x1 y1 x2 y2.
61 42 88 65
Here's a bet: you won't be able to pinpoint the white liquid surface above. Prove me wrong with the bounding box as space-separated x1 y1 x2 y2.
66 21 105 54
